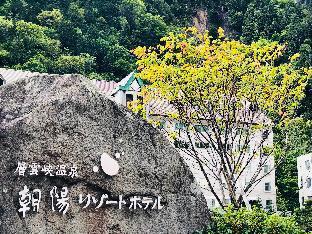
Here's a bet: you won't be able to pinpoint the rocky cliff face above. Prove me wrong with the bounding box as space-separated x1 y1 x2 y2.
0 74 209 234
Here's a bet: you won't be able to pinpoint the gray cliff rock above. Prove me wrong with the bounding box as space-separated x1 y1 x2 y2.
0 74 209 234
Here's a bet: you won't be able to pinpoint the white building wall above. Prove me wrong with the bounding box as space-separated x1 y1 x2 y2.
112 79 141 106
114 90 125 105
167 122 277 210
297 153 312 208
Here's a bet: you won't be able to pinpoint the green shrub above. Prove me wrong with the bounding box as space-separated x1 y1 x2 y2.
195 206 305 234
294 201 312 233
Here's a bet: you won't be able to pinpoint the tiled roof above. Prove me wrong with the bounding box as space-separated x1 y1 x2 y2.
91 79 118 95
0 68 42 84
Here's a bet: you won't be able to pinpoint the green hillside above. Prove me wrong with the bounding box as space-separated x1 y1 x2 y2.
0 0 311 81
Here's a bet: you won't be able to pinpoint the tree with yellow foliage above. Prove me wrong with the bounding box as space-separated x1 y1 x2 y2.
133 27 311 209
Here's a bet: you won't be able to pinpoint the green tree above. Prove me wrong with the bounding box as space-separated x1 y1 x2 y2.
281 6 312 60
275 118 312 211
37 9 63 28
15 54 52 73
241 0 282 43
53 53 96 75
0 17 61 68
0 0 170 80
134 27 311 209
119 0 168 47
294 201 312 232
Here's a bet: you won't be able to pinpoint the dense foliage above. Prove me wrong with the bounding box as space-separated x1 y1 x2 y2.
294 201 312 232
0 0 170 80
274 118 312 211
0 0 311 81
195 206 305 234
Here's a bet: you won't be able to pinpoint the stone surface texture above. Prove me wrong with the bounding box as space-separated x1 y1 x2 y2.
0 74 209 234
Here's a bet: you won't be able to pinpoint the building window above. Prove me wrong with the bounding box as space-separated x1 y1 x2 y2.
126 94 133 106
158 121 166 129
211 199 215 207
174 140 189 149
249 200 260 208
262 130 269 139
264 182 271 192
302 196 305 205
175 122 187 131
305 160 311 170
137 95 143 103
263 164 270 174
247 145 251 153
300 177 303 189
307 178 312 188
195 142 210 149
194 125 209 132
265 200 273 210
0 78 4 86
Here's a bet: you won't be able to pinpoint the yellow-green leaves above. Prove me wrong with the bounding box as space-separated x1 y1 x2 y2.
133 27 311 124
133 27 311 210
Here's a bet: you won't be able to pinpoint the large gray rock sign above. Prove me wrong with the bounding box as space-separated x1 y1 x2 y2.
0 74 209 234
